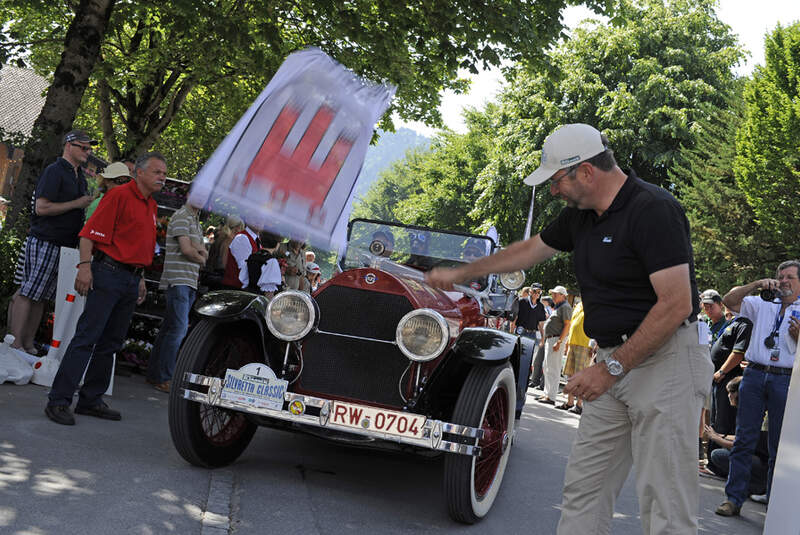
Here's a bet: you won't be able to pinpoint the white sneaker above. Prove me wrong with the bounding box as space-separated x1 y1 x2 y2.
750 493 768 504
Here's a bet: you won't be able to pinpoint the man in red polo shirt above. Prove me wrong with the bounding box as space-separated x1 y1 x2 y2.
45 152 166 425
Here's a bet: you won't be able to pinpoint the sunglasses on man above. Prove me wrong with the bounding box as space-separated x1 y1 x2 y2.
70 143 93 152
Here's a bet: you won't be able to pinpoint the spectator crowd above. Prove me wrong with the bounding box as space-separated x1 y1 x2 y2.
0 130 326 424
2 123 798 533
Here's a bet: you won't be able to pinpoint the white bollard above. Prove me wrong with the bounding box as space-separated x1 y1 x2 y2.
763 340 800 534
30 247 115 396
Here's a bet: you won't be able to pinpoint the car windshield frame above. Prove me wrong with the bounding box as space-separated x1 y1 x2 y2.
343 219 496 273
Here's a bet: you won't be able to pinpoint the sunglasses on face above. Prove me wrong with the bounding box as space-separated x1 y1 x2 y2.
109 176 131 184
70 143 92 152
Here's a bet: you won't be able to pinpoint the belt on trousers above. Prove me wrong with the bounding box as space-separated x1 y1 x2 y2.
596 318 696 349
94 251 144 276
749 362 793 376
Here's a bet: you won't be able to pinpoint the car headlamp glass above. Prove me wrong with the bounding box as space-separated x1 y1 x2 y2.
266 291 315 341
499 270 525 291
396 309 449 362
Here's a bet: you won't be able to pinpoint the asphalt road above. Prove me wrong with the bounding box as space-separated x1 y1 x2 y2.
1 376 766 534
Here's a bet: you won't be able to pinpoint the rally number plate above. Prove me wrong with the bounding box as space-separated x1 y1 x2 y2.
330 401 426 439
220 369 288 410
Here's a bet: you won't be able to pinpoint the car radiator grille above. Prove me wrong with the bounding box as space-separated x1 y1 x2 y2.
299 285 413 407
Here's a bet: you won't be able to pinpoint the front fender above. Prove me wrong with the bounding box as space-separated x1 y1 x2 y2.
194 290 269 320
451 327 518 364
192 290 276 366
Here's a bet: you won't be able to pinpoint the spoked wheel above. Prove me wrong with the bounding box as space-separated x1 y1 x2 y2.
168 320 261 467
444 363 516 524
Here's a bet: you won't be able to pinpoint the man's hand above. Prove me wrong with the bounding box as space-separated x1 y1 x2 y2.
713 370 724 383
553 340 561 352
137 278 147 305
757 278 780 292
789 316 799 342
564 362 618 401
74 264 93 296
76 195 94 209
425 267 465 291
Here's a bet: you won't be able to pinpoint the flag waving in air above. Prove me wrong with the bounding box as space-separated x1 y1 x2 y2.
189 48 396 250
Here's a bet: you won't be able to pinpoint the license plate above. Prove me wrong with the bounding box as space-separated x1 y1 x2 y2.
330 401 426 439
220 369 287 410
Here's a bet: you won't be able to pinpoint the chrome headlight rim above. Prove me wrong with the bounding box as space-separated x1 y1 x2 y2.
499 270 526 291
266 290 316 341
396 308 449 362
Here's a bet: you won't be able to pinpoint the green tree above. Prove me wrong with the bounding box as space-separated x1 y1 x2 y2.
671 94 782 291
472 0 743 288
734 22 800 251
3 0 612 178
352 148 428 222
3 0 115 230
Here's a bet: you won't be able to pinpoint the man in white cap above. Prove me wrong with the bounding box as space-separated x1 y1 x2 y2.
426 123 710 534
538 285 572 405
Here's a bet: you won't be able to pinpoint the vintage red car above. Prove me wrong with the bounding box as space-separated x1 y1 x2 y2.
168 219 533 523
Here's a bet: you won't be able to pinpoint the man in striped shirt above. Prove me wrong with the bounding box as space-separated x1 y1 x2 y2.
146 201 207 393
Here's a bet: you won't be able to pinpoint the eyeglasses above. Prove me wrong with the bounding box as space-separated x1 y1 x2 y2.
109 176 131 184
548 163 580 187
70 143 92 152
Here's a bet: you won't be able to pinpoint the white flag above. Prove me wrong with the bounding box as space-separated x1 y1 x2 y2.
189 48 396 250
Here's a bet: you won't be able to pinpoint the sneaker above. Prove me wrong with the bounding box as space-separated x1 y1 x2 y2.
537 398 556 405
45 405 75 426
74 401 121 421
715 500 740 517
569 405 583 415
556 402 574 410
750 494 768 504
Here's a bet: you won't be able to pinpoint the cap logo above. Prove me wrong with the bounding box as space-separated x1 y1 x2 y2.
560 155 581 165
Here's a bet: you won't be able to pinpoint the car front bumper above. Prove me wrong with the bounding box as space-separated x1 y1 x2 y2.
181 372 483 456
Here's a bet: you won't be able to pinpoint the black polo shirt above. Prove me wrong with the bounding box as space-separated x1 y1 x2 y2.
709 316 752 379
539 169 700 344
30 157 88 247
517 298 546 330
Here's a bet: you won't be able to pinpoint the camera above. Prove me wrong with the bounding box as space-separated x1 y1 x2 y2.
760 288 780 301
764 332 776 349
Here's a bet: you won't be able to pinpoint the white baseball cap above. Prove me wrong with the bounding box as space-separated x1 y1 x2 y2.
549 285 568 296
524 124 606 186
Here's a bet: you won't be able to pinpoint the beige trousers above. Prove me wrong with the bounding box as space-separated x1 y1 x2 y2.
543 336 562 401
557 322 713 535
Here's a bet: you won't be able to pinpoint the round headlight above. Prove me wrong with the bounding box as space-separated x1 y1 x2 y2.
499 270 526 291
396 309 449 362
266 291 316 341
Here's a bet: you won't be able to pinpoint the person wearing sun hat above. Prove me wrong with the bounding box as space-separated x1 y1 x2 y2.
426 123 709 533
85 161 133 219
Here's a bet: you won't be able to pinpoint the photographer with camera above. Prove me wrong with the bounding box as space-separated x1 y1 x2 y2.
715 260 800 516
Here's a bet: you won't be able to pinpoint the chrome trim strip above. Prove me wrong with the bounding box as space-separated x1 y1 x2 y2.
181 372 483 456
314 329 397 345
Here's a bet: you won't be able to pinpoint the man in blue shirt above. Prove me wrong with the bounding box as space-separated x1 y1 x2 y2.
8 130 94 356
716 260 800 516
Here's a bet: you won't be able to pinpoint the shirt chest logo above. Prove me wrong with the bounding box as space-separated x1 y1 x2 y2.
602 235 613 244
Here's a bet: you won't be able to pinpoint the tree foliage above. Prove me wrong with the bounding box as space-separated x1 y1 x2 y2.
2 0 611 176
359 0 744 290
3 0 115 231
670 92 783 292
734 22 800 249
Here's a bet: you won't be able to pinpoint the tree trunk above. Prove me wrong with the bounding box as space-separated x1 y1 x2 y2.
6 0 116 230
97 77 120 161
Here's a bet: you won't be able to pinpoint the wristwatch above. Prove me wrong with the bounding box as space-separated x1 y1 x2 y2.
605 356 625 377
